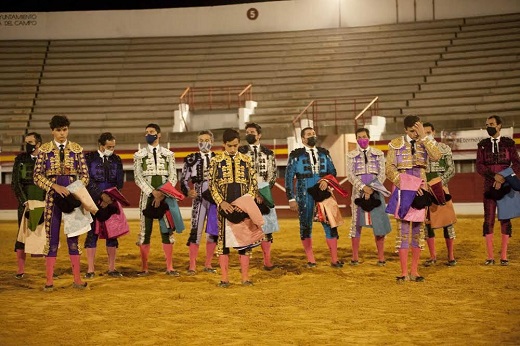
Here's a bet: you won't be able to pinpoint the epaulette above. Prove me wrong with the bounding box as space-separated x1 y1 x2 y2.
389 137 405 150
112 154 122 162
159 147 173 156
371 147 384 156
134 147 148 159
260 145 273 156
239 152 252 162
437 142 452 155
39 142 53 153
289 147 306 159
68 141 82 153
477 138 490 147
317 147 330 155
238 145 249 154
346 149 360 158
501 137 515 146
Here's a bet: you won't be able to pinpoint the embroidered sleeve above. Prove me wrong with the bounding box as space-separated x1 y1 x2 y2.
180 158 192 197
166 151 177 187
77 151 90 187
440 148 455 186
385 146 400 188
284 154 297 200
267 152 277 188
133 152 154 196
345 154 364 195
209 157 224 206
33 152 54 192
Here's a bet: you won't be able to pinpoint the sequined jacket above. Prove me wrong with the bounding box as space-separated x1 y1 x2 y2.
385 136 441 187
209 152 258 206
346 147 386 196
476 136 520 184
285 147 336 201
85 151 124 202
180 151 215 196
133 146 177 196
426 142 455 186
33 141 89 192
238 144 277 188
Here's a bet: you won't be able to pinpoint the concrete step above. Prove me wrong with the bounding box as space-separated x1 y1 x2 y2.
408 93 519 107
426 69 520 83
432 61 520 75
419 76 520 92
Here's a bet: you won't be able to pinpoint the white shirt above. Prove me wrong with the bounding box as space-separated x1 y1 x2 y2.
304 145 320 174
490 135 501 153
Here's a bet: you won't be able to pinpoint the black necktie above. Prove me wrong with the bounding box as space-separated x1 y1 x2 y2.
59 144 64 162
363 150 368 164
410 140 416 155
310 149 317 165
253 146 258 162
493 138 498 154
153 148 157 166
204 154 210 168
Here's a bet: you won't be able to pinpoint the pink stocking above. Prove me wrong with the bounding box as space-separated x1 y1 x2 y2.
239 254 250 282
411 247 421 277
301 238 315 263
86 248 96 273
70 255 84 285
445 238 455 261
139 244 150 272
45 257 57 286
219 254 229 282
261 241 273 267
106 246 117 272
16 249 26 275
426 237 436 260
326 238 339 263
398 248 408 277
375 236 385 262
205 241 217 268
162 243 174 272
501 234 509 261
188 243 199 271
351 237 360 261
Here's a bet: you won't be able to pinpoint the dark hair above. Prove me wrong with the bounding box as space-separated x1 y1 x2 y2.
98 132 115 146
356 127 370 138
423 122 435 131
245 122 262 134
49 115 70 130
403 115 420 129
223 128 240 143
487 115 502 125
25 132 42 145
198 130 214 139
301 127 314 137
146 123 161 133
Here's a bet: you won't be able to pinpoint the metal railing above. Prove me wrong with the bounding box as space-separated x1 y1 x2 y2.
292 96 379 137
179 84 253 112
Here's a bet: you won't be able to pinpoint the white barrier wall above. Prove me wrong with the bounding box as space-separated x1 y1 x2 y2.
1 0 519 40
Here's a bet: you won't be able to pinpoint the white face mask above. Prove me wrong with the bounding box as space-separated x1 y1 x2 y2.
104 149 114 157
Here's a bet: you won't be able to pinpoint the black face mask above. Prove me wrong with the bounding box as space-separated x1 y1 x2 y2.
306 136 317 147
486 127 497 137
26 143 37 155
245 134 256 145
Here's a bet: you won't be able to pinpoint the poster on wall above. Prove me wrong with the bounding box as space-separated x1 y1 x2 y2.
440 127 514 152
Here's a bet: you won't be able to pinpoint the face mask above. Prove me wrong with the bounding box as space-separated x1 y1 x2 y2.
26 143 37 155
486 127 497 137
245 134 257 145
306 136 317 147
145 134 158 145
198 141 212 152
103 149 114 157
357 138 369 149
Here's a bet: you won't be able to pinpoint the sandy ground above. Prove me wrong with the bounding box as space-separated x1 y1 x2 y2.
0 217 519 345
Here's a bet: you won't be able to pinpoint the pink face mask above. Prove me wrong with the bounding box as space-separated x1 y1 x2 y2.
357 138 370 149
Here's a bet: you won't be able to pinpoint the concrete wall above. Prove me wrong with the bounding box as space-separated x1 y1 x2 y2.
1 0 519 40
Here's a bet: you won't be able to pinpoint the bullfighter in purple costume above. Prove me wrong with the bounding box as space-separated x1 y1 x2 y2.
33 115 89 291
476 115 520 266
84 132 124 278
386 115 441 282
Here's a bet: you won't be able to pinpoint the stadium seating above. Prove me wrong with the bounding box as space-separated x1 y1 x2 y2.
0 13 519 151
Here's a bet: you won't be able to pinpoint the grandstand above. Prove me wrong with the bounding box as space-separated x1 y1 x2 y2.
0 12 519 152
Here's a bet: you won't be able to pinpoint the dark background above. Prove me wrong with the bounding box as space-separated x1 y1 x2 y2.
0 1 285 12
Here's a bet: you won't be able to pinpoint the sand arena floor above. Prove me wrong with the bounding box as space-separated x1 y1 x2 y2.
0 217 519 345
